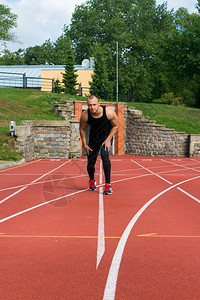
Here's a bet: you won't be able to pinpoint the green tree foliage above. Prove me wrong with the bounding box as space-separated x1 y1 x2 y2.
157 7 200 106
24 45 46 65
41 39 55 64
67 0 200 107
1 0 199 106
196 0 200 13
67 0 174 99
62 36 78 95
89 43 111 99
0 4 17 43
22 34 77 65
54 34 73 65
0 45 24 65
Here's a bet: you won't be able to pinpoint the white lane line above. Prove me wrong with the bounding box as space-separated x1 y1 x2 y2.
103 174 200 300
177 187 200 204
161 159 200 173
0 187 88 223
191 159 200 163
0 173 88 193
161 159 200 202
0 159 41 173
1 165 199 224
96 160 105 269
0 165 194 193
0 168 191 222
0 160 71 205
131 159 173 185
0 174 153 224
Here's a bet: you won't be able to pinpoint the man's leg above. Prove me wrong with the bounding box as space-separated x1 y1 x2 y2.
87 147 99 181
100 145 111 184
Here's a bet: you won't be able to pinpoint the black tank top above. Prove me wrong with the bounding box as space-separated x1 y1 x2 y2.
87 106 112 143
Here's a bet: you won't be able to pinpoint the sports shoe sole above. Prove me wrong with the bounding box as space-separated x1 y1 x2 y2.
89 187 97 191
104 190 113 195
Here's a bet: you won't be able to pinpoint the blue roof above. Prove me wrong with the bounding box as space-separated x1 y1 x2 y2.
0 64 90 75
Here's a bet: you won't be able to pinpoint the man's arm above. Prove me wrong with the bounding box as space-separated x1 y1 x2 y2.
79 111 93 155
102 107 120 152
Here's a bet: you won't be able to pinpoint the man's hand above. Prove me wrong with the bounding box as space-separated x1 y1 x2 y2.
84 144 93 155
102 139 112 152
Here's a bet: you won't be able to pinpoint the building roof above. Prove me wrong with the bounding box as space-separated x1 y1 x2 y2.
0 64 90 77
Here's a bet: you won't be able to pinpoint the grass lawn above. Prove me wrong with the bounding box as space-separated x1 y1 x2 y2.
128 102 200 134
0 88 86 161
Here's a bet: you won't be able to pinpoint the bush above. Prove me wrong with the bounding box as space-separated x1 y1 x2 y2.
182 89 196 107
152 92 184 106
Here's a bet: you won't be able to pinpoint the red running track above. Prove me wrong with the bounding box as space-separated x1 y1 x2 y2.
0 155 200 299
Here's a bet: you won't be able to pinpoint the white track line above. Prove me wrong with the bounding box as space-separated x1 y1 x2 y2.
0 160 71 205
177 188 200 204
0 187 88 223
0 174 153 224
0 164 196 193
191 158 200 163
103 174 200 300
131 159 173 185
96 160 105 269
161 159 200 173
161 158 200 202
1 163 199 224
0 173 88 193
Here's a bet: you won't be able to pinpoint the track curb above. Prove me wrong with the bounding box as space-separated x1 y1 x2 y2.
0 158 25 170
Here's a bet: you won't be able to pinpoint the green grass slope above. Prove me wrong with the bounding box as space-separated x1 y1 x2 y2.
130 102 200 134
0 88 86 161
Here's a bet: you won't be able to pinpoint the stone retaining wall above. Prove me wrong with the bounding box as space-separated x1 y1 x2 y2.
14 120 80 161
190 135 200 157
126 108 190 157
14 102 200 160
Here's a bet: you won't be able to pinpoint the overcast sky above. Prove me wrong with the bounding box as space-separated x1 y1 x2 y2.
1 0 198 52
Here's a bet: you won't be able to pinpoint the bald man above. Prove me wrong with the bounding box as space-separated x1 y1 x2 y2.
80 95 120 195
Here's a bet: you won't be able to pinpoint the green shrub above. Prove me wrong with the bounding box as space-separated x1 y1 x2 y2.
153 92 184 106
182 89 196 107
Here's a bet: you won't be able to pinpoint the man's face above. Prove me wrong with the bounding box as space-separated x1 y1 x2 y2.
87 97 99 114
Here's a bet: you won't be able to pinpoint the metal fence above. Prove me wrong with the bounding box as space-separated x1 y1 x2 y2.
0 71 55 92
79 86 152 103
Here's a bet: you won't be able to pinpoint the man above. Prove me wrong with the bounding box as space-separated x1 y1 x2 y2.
80 95 120 195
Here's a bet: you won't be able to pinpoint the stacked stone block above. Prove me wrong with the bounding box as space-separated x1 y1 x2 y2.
190 135 200 157
53 102 75 121
14 120 81 161
126 108 189 157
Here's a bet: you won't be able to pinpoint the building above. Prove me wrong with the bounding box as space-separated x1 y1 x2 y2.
0 60 94 94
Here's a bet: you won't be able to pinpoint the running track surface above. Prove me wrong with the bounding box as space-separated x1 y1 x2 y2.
0 155 200 300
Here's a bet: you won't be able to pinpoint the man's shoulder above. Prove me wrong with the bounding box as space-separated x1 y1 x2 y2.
80 109 88 122
105 106 116 119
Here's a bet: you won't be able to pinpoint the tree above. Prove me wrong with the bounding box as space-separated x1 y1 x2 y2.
89 43 111 99
196 0 200 13
41 39 55 64
157 7 200 106
67 0 129 63
67 0 175 100
0 4 17 43
54 34 75 65
0 45 24 65
24 45 46 65
62 36 78 95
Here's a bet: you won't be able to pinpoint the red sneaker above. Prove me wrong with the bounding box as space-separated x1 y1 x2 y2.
104 184 113 195
89 180 97 190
